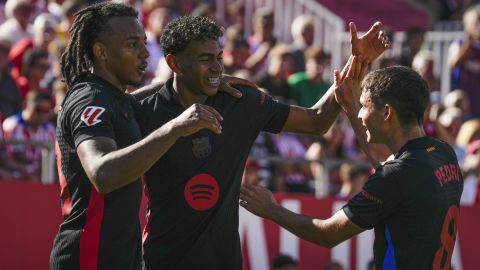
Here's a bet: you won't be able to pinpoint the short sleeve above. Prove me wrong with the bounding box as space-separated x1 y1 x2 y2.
343 162 404 229
68 90 116 148
241 86 290 134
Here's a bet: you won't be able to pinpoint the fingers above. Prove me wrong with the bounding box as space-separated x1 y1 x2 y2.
345 55 358 79
359 56 369 79
333 69 341 85
219 81 243 98
379 30 392 49
222 74 258 92
349 22 358 42
364 21 382 38
355 56 363 79
201 104 223 122
189 104 223 134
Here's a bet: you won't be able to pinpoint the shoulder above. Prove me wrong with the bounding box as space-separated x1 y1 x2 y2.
2 114 22 131
287 72 307 85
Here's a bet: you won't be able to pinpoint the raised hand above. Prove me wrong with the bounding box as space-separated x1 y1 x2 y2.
333 55 369 114
170 103 223 136
218 74 259 98
350 21 391 62
240 184 279 220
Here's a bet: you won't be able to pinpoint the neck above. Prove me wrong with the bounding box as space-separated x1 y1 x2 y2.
172 77 208 108
21 111 39 131
92 66 125 92
387 123 425 153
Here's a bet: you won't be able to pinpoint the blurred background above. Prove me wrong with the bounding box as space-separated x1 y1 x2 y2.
0 0 479 269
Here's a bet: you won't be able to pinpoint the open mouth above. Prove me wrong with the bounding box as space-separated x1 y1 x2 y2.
206 77 221 87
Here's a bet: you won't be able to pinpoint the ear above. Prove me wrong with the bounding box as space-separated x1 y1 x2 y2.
92 42 107 61
384 104 394 121
165 54 182 75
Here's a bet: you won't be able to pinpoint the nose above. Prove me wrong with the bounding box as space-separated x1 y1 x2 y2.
140 42 150 59
210 58 223 73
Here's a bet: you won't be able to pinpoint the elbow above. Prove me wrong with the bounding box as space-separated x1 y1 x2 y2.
89 165 114 194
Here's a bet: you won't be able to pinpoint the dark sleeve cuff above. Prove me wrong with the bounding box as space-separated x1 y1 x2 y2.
342 205 374 230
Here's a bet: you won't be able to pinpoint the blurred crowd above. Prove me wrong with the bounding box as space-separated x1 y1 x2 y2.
0 0 479 204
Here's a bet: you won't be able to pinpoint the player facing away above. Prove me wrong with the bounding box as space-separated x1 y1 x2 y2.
240 64 463 269
136 15 390 269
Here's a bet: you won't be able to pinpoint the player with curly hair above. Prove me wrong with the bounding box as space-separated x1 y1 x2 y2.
138 15 390 269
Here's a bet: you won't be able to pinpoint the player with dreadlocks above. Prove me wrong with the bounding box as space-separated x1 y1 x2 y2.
50 2 225 269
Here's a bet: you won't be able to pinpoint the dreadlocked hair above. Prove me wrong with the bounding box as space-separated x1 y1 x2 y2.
61 2 137 88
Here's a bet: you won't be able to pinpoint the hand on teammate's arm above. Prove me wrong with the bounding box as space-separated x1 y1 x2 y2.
240 184 365 247
219 74 259 98
77 104 223 194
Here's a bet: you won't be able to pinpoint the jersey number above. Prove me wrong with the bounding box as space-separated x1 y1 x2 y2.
433 205 459 270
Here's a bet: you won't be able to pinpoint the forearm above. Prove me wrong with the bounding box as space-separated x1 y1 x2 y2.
92 122 181 193
269 205 339 248
449 41 471 68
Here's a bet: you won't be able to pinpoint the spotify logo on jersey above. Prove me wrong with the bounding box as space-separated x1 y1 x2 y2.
184 174 219 211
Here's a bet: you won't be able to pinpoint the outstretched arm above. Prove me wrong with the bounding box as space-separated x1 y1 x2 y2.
282 21 390 135
240 185 364 247
77 104 223 194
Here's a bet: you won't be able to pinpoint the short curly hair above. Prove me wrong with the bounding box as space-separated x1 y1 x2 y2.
161 15 224 56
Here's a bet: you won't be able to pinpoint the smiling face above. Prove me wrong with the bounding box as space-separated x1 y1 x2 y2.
358 90 387 144
100 16 149 88
174 39 224 97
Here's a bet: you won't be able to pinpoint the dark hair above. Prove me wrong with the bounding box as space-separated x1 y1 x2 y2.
160 15 224 56
272 254 297 269
362 65 430 126
25 90 52 104
304 46 330 61
22 48 49 75
61 2 138 87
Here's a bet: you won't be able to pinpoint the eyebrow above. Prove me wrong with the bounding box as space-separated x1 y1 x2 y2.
197 51 223 58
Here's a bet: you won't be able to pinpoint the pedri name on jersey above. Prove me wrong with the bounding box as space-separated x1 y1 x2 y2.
434 163 461 187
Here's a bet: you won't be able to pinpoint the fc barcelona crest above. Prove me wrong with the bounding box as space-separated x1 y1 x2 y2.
192 136 212 159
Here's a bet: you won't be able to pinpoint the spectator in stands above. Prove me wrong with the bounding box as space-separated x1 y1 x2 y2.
2 91 56 181
337 163 370 199
8 13 57 80
223 24 249 74
288 47 331 107
323 261 344 270
50 78 68 125
444 89 472 120
15 48 51 99
456 118 480 148
449 4 480 117
56 0 88 42
0 112 27 180
190 2 214 18
460 139 480 205
0 0 33 45
245 6 276 73
145 8 175 84
242 159 261 186
399 27 425 67
0 38 22 118
225 1 245 27
289 14 315 72
272 254 298 270
254 44 295 102
412 51 440 92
